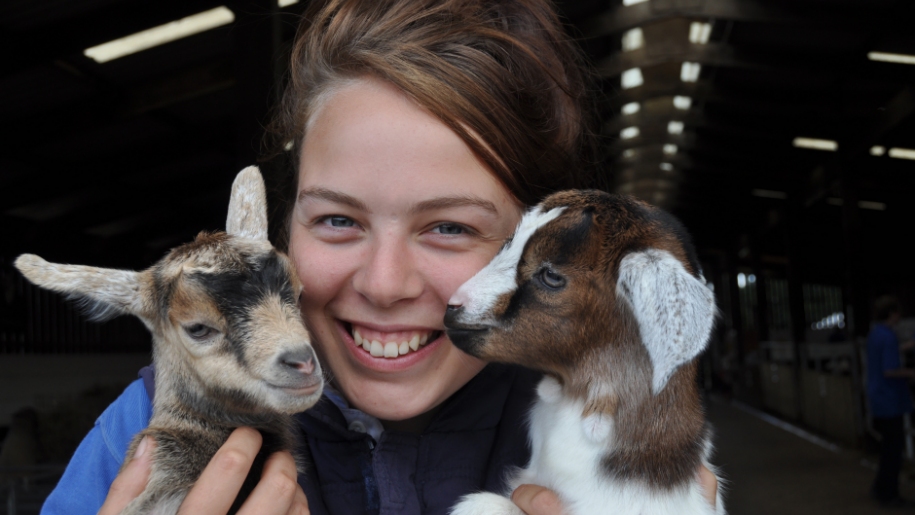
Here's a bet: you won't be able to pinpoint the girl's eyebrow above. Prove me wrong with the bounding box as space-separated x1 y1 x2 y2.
297 187 368 211
409 196 499 215
299 187 499 216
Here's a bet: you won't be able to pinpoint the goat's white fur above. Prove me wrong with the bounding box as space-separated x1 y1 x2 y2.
449 206 564 319
617 249 717 393
452 377 720 515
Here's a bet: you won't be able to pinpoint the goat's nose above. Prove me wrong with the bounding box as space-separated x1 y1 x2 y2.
444 304 463 326
279 349 316 375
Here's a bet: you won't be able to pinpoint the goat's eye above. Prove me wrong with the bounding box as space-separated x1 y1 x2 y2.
536 268 566 290
184 324 216 340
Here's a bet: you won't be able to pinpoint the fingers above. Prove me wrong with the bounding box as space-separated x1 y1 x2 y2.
178 427 263 515
511 484 567 515
698 465 719 508
238 451 309 515
98 436 154 515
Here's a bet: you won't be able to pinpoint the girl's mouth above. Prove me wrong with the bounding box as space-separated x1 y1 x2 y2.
344 322 442 359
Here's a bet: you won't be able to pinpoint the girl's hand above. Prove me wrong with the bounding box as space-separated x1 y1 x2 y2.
511 465 719 514
98 427 309 515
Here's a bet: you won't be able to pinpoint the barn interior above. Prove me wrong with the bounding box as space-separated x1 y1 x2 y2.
2 0 915 513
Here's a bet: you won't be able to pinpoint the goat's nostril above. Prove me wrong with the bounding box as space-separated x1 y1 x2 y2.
279 349 316 375
446 304 461 312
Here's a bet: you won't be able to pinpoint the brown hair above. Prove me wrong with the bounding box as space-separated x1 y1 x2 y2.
268 0 599 246
874 295 901 323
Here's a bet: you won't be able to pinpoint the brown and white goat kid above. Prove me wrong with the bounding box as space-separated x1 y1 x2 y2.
14 167 323 514
445 190 723 515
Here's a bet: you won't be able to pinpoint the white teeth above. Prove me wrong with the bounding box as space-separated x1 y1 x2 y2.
352 327 435 358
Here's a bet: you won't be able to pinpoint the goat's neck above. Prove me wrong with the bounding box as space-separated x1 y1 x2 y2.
565 347 706 489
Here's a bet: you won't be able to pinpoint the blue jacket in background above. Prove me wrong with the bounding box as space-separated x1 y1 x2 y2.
866 323 913 419
41 364 538 515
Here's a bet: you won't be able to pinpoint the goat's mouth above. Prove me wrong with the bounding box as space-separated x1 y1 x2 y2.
443 323 492 355
344 322 441 359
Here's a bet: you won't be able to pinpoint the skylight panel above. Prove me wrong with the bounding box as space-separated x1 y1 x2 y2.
867 52 915 65
673 96 692 110
870 145 886 156
623 0 649 5
278 0 299 5
620 127 640 140
793 137 837 151
889 147 915 160
668 121 684 134
663 144 678 155
689 22 711 44
621 68 644 89
622 28 645 51
680 62 701 82
752 189 787 200
84 7 235 63
660 163 674 171
622 102 641 115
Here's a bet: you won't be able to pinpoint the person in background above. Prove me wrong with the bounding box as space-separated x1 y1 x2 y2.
867 295 915 508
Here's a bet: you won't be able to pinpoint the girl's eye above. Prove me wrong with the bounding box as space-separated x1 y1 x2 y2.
434 223 465 235
325 216 355 228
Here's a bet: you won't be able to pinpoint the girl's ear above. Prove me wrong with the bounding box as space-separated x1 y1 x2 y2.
617 248 717 394
226 166 269 241
14 253 150 324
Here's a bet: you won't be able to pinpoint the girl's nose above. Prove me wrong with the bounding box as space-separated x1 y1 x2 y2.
353 234 424 307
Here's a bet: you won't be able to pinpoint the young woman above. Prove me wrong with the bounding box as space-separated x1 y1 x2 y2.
45 1 715 514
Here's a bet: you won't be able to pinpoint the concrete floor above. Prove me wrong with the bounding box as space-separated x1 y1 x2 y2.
709 396 915 514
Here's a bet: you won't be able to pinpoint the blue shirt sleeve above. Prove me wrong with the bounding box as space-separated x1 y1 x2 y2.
41 379 152 515
879 330 902 373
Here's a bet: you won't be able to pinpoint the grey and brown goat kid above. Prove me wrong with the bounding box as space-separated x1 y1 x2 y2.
445 190 723 515
15 167 323 514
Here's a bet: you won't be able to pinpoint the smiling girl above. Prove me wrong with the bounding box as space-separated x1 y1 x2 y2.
42 1 715 514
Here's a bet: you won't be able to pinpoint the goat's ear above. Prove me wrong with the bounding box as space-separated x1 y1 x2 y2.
617 248 716 394
226 166 268 241
15 254 150 323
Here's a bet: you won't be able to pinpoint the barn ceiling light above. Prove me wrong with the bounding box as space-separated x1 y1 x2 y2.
668 121 684 134
621 68 644 89
663 144 678 155
84 7 235 63
278 0 299 5
752 189 787 200
620 126 640 139
793 137 838 151
827 198 887 211
867 52 915 65
623 0 648 5
622 102 641 115
660 162 674 171
689 22 711 44
889 147 915 160
673 96 692 110
870 145 886 156
681 62 701 82
622 28 645 51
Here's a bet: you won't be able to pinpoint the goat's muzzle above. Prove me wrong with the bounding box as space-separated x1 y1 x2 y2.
444 305 492 356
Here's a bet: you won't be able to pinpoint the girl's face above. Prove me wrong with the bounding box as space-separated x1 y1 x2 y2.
288 77 523 423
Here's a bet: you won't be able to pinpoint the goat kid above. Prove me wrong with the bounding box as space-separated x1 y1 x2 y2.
445 190 723 515
15 167 323 515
